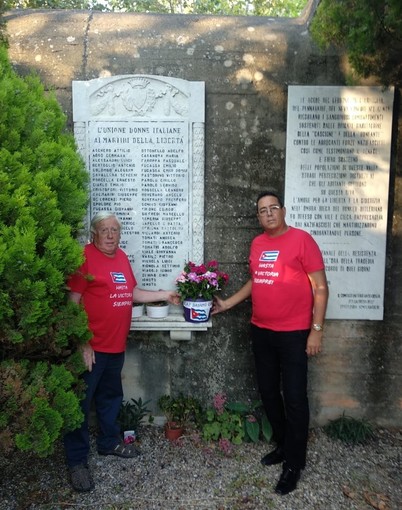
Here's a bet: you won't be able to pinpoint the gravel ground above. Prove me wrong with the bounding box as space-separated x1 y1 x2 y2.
0 426 401 510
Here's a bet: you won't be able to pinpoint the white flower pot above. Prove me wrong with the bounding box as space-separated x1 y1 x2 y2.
146 302 170 319
132 304 144 318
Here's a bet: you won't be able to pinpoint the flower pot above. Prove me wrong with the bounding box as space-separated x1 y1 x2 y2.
164 422 184 441
123 430 136 444
146 301 170 319
183 298 213 323
132 303 144 318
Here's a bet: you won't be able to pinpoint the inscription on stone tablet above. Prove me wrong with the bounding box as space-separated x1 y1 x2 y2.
73 76 205 291
285 86 394 320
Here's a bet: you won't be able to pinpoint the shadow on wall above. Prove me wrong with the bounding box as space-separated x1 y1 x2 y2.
5 2 321 123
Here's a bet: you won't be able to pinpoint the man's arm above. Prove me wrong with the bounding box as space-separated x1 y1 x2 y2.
69 291 95 372
212 279 252 315
306 269 329 356
133 288 180 305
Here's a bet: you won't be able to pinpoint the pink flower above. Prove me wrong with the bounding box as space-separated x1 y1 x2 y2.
188 272 200 282
175 272 187 283
219 438 233 456
176 260 229 301
213 392 227 415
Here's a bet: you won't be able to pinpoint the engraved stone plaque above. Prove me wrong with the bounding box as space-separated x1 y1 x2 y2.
73 76 205 291
285 86 394 320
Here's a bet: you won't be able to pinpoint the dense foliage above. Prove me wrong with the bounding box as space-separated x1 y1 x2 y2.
0 45 91 456
202 393 272 449
2 0 308 17
310 0 402 87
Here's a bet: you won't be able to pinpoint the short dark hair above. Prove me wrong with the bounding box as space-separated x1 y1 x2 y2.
256 191 284 212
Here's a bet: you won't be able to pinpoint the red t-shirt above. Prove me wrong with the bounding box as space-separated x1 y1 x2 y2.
249 226 325 331
68 243 137 353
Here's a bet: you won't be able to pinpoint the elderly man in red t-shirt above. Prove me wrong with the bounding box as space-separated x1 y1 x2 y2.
64 211 179 492
213 191 328 496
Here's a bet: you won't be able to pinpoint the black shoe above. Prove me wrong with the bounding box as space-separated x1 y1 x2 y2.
98 441 141 458
261 447 284 466
69 464 95 492
274 465 301 495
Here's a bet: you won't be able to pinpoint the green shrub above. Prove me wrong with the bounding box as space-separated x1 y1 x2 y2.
310 0 402 87
0 44 90 456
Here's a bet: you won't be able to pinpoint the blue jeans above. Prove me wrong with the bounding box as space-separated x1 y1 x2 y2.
251 324 310 470
64 351 125 468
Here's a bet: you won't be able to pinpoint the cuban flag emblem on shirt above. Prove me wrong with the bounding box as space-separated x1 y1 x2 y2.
111 272 127 284
259 251 280 262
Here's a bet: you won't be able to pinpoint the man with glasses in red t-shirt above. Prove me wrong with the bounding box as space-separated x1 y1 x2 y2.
213 191 328 496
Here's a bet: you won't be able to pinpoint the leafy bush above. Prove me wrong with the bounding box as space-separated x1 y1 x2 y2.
203 407 245 444
0 44 90 456
310 0 402 87
202 393 272 445
324 413 374 445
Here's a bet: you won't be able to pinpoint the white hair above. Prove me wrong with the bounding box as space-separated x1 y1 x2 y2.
90 211 122 238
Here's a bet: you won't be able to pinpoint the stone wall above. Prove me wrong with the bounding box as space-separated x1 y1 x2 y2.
5 2 402 426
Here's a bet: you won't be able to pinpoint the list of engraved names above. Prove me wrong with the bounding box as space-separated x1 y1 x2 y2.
89 120 189 290
285 86 394 320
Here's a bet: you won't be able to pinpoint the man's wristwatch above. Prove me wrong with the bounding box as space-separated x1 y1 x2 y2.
312 323 324 332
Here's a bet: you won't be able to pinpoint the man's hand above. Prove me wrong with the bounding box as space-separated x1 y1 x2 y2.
306 330 323 357
212 296 229 315
80 343 95 371
165 291 181 306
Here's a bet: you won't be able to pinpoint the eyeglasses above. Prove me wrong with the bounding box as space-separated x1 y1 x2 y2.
97 227 120 236
258 205 282 216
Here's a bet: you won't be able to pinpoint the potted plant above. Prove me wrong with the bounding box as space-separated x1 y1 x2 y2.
145 301 170 318
132 302 144 318
118 397 153 442
175 260 229 323
157 394 203 441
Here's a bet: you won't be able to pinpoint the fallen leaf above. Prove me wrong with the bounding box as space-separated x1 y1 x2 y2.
363 490 390 510
343 485 358 501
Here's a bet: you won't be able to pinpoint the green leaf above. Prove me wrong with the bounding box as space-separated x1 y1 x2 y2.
226 401 249 413
245 419 260 443
261 414 273 443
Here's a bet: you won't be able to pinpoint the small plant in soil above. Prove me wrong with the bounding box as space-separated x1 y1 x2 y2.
118 397 153 437
324 412 374 444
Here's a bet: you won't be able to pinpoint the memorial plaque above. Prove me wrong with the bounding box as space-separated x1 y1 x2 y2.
285 86 394 320
73 75 205 291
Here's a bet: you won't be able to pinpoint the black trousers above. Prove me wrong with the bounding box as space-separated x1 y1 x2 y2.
251 324 310 470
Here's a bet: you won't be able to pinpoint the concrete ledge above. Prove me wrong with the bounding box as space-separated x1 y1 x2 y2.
130 308 212 340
